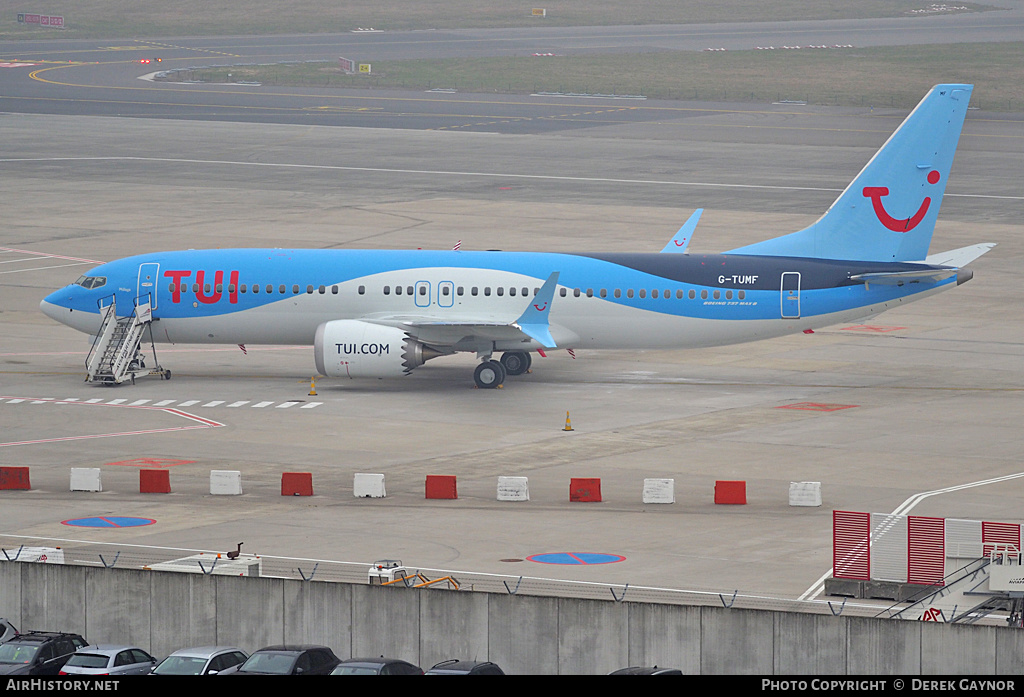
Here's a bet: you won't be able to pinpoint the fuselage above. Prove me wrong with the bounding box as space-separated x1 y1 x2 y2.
40 248 960 351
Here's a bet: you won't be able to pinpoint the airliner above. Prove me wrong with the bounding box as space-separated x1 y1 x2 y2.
41 84 993 388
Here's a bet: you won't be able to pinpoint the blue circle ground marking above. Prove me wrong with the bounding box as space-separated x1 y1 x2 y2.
527 552 625 565
62 516 156 528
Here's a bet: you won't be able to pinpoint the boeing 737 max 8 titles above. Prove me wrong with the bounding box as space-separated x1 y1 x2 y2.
41 84 993 388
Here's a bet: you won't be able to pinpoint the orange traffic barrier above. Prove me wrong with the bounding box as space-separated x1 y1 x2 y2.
569 477 602 502
715 480 747 504
282 472 313 496
0 467 30 490
140 469 171 494
425 475 458 500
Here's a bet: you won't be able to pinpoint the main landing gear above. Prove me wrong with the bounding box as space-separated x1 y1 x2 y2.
474 351 533 389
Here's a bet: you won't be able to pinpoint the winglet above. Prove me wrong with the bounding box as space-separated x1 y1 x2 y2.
514 271 559 348
661 209 702 253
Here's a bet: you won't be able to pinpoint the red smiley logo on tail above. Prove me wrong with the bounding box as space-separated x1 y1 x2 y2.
533 302 548 311
862 170 940 233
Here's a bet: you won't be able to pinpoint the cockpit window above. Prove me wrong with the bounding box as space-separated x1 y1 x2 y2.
74 276 107 290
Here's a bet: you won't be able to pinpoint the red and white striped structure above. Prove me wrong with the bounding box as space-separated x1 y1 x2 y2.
833 511 1022 586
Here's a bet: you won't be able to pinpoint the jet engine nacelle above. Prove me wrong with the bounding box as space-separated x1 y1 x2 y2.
314 320 440 378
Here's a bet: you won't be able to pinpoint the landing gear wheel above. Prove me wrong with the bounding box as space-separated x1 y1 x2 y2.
163 370 172 381
500 351 532 376
473 360 506 389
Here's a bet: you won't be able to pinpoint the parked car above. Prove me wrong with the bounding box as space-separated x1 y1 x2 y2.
426 659 504 675
608 665 683 675
225 645 339 675
150 646 248 675
0 631 87 676
0 619 17 644
331 657 423 675
59 645 157 676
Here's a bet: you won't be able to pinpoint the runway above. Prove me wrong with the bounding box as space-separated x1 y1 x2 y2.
1 10 1023 613
3 4 1024 130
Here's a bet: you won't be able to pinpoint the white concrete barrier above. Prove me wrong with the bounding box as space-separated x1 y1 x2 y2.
643 478 675 504
789 481 822 507
497 476 529 501
210 470 243 495
354 473 386 498
70 468 102 492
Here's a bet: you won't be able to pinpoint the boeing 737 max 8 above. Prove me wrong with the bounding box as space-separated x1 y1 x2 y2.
41 84 993 388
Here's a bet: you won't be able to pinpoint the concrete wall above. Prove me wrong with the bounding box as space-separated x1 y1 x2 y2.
1 561 1022 675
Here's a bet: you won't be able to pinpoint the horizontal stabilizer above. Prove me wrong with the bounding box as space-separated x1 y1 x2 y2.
850 268 956 285
924 243 996 267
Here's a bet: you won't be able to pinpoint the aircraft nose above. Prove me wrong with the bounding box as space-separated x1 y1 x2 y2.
40 291 71 324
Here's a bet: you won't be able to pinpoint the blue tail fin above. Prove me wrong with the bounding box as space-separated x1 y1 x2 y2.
725 84 972 262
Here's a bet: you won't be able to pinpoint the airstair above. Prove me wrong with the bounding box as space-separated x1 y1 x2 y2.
882 546 1024 627
85 295 168 385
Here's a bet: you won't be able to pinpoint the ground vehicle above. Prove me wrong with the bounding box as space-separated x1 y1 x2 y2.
227 645 340 675
426 659 504 675
0 619 17 644
331 657 423 675
150 646 248 675
0 631 87 676
59 645 156 675
609 665 683 675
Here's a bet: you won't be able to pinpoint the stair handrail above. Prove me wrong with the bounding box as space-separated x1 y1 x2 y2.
880 556 991 620
85 295 118 375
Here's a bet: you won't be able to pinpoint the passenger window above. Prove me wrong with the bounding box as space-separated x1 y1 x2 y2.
586 289 593 297
701 290 708 299
497 287 504 296
252 284 259 294
167 283 174 292
726 290 733 299
509 287 516 297
573 288 581 297
484 287 491 296
614 289 621 298
639 289 647 299
627 289 634 299
292 284 299 294
522 287 529 296
688 290 696 299
332 285 339 294
652 289 659 299
406 286 413 295
457 287 464 296
419 285 427 295
442 286 450 296
358 286 365 295
383 286 390 295
306 285 314 294
278 284 286 294
216 284 223 293
228 284 235 293
319 285 325 294
395 286 403 295
471 287 478 296
713 290 720 299
738 290 745 300
240 284 247 294
559 288 567 297
599 289 607 298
